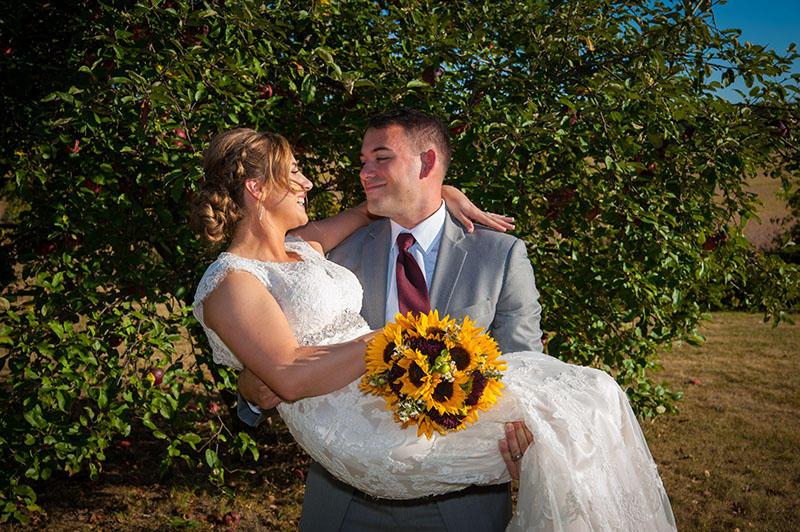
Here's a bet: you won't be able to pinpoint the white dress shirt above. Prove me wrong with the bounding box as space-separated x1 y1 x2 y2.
385 201 447 322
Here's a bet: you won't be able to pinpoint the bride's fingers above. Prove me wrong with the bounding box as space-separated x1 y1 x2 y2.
498 437 521 480
501 422 524 480
514 420 534 453
482 212 515 232
466 211 515 233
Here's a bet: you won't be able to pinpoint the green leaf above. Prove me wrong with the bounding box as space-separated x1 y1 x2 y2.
205 449 219 468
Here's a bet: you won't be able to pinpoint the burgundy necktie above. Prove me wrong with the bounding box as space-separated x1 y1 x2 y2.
396 233 430 316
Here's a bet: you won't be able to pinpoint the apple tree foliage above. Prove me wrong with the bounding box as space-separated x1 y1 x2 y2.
1 0 798 522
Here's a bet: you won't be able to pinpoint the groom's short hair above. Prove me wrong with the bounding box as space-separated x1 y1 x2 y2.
368 108 452 174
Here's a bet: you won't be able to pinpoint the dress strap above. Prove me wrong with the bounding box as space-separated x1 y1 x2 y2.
285 233 323 261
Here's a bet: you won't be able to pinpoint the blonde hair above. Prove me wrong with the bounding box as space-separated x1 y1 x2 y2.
191 128 293 242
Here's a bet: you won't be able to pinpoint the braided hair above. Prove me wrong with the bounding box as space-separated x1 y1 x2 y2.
191 128 293 242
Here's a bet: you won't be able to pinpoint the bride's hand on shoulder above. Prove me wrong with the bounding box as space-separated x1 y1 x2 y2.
441 185 515 233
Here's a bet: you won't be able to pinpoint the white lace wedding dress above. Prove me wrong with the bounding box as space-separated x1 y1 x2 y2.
194 235 677 532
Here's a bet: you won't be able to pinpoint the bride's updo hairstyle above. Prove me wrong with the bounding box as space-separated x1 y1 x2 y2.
192 128 293 242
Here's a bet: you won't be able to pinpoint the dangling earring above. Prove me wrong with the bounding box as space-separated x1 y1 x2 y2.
258 202 264 221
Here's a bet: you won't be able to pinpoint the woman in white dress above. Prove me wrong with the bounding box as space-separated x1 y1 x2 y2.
192 128 677 531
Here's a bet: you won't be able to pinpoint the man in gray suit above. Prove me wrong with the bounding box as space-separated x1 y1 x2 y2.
239 108 543 531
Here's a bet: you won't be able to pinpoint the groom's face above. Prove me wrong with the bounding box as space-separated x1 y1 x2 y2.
359 125 434 226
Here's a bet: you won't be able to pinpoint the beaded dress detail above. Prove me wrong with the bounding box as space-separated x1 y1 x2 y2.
194 235 676 532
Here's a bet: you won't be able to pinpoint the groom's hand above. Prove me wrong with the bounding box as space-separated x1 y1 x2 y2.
499 421 534 481
238 368 282 410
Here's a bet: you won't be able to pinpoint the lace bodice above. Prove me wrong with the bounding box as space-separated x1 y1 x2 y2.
193 234 369 370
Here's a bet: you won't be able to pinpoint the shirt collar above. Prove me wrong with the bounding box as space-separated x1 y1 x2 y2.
390 200 446 253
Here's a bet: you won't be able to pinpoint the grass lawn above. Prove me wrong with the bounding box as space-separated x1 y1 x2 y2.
3 312 798 531
642 312 800 532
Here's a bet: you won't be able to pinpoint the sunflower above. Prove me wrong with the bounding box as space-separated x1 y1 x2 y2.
361 320 406 394
362 310 506 440
444 340 479 375
426 377 469 415
396 347 436 401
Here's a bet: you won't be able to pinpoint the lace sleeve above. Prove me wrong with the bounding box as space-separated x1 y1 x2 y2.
192 255 273 371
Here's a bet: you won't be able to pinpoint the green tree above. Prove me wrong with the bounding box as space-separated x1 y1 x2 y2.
1 0 798 523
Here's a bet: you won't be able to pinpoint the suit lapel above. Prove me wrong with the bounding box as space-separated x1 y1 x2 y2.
361 220 391 328
429 213 468 314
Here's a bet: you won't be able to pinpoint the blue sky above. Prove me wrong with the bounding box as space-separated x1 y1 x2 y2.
710 0 799 101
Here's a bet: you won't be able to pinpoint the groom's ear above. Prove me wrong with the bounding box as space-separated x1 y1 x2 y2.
419 149 437 179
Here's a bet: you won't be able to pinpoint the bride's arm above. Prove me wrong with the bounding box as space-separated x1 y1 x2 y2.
291 186 515 254
204 271 377 400
289 200 374 254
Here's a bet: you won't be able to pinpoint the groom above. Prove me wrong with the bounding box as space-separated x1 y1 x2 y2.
240 108 543 531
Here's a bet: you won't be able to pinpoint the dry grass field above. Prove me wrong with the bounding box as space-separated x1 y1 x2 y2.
642 312 800 532
741 167 795 251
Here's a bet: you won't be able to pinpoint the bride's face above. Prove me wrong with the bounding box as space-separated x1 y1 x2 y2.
263 157 313 230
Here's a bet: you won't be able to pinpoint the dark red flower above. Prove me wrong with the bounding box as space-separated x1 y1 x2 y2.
465 371 487 406
426 409 465 429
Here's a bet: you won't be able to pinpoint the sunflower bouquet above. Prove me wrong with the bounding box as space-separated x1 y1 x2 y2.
360 310 506 439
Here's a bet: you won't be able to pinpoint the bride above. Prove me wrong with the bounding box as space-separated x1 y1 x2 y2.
192 126 677 531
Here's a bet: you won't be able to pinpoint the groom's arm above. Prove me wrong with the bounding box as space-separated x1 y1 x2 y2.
485 237 541 477
491 238 544 354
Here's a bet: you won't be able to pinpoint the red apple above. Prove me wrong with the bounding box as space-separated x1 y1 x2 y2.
37 240 58 256
67 139 81 154
422 65 445 84
259 84 274 99
222 512 241 526
131 27 148 41
147 368 164 385
81 179 102 194
183 24 209 46
769 120 788 137
449 123 468 135
343 95 359 110
173 128 192 151
449 116 468 135
65 235 81 248
125 284 146 298
703 230 728 251
469 90 485 107
109 335 123 348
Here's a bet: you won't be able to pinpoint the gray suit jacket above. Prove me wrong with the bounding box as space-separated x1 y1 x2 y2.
297 212 543 531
